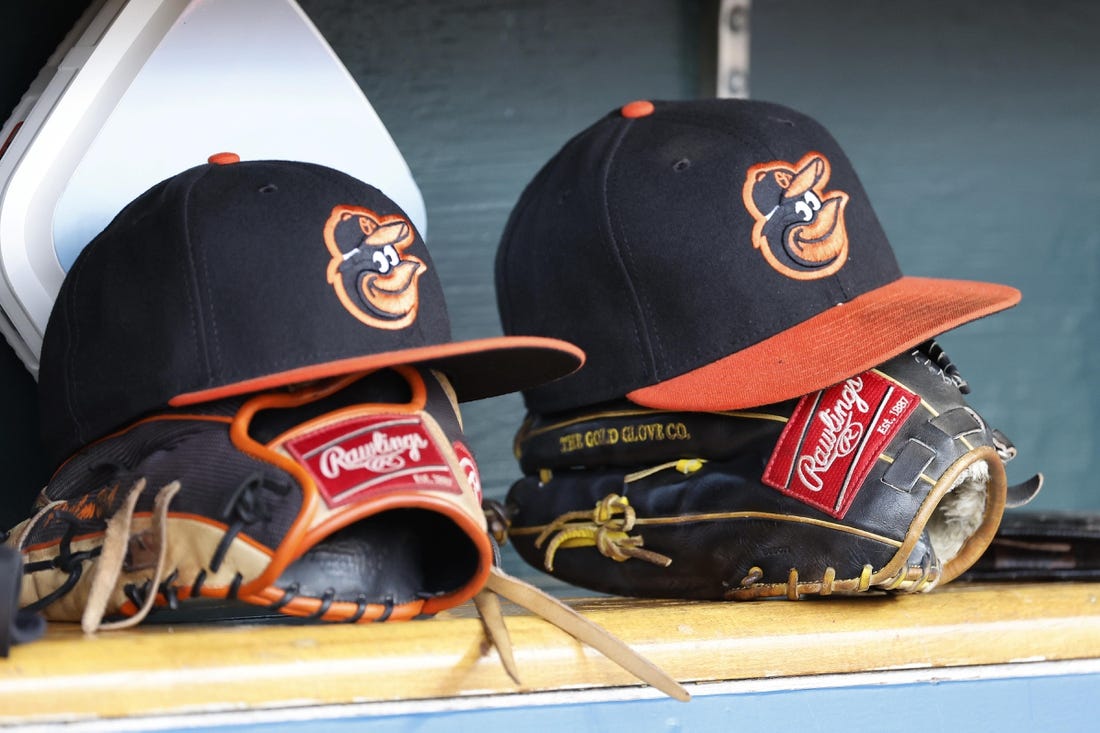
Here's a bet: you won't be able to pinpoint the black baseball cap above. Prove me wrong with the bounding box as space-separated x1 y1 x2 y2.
39 155 583 469
496 99 1019 414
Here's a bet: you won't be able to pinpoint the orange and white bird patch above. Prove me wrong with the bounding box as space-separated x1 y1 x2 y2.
742 152 850 280
324 205 426 329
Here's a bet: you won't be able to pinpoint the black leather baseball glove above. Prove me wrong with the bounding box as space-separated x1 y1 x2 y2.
503 342 1042 600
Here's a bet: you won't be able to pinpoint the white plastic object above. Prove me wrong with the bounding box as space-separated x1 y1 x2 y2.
0 0 426 377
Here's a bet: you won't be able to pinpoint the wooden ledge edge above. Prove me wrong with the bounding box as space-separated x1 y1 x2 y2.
0 581 1097 721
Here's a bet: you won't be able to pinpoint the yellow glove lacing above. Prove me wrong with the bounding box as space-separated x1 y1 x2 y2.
535 459 704 572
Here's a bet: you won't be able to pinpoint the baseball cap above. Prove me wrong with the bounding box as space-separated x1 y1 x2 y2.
39 156 583 469
496 98 1019 414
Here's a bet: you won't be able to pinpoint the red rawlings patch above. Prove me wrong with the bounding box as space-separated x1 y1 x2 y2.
762 370 919 518
285 414 460 508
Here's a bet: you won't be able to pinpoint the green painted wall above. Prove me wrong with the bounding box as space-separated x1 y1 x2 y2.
1 0 1096 543
749 1 1100 514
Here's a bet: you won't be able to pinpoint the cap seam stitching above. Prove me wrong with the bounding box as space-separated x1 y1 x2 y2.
189 186 222 378
179 170 214 390
599 118 658 383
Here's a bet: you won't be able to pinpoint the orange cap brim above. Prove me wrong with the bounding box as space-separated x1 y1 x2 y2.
627 276 1020 411
170 335 584 407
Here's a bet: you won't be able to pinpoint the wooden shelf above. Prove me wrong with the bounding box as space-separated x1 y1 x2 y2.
2 581 1099 724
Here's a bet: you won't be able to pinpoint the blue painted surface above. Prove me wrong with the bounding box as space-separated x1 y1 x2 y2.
149 671 1100 733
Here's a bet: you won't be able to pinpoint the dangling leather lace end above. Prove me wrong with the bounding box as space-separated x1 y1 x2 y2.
82 479 146 633
483 567 690 702
83 480 181 633
473 588 521 684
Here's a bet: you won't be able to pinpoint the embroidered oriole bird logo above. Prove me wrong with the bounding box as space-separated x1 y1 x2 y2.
742 152 850 280
324 206 426 329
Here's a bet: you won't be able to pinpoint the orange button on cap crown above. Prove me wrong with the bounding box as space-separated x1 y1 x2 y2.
208 152 240 165
620 100 655 119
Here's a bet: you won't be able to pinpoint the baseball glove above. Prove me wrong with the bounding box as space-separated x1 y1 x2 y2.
503 341 1042 600
7 366 494 627
3 364 687 700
